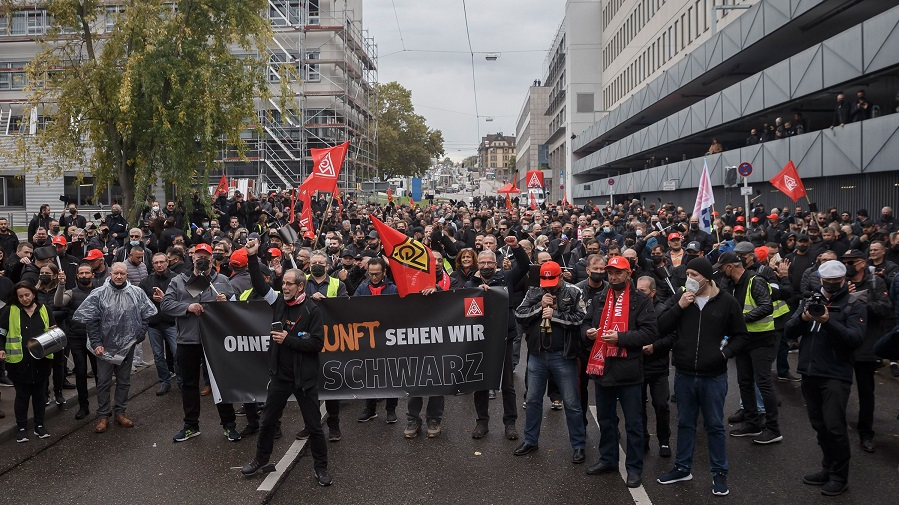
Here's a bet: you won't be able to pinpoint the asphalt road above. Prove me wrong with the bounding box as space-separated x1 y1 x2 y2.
1 344 898 505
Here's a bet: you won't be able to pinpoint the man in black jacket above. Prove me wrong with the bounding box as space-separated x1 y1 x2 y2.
785 260 866 496
140 253 179 396
240 240 331 486
54 262 97 420
513 261 587 463
656 257 749 497
636 276 674 458
583 257 656 488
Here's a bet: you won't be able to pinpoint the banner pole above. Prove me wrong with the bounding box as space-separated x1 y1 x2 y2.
311 191 335 251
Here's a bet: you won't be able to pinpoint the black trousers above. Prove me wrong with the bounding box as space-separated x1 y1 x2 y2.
256 377 327 470
735 340 780 434
802 376 852 484
13 378 48 429
177 343 235 429
853 361 876 441
474 338 517 426
407 396 445 423
69 338 97 409
642 373 671 445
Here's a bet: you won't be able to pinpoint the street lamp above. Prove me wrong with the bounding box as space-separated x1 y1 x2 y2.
711 2 751 35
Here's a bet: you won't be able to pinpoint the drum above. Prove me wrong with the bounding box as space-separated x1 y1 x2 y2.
27 328 67 360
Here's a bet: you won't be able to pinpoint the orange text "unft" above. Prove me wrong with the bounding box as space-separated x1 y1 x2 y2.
323 322 380 352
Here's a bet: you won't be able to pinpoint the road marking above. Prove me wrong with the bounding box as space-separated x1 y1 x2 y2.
589 405 655 505
257 402 328 492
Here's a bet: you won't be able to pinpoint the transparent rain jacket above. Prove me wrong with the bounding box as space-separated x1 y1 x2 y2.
73 279 158 355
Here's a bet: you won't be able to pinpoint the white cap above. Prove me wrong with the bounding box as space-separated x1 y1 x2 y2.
818 260 847 279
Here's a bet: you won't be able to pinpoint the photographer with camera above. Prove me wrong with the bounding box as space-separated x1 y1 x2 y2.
785 260 866 496
850 89 873 123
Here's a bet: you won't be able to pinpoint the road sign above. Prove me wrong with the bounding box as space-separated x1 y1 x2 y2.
740 186 753 196
608 178 615 186
662 180 677 191
738 162 753 177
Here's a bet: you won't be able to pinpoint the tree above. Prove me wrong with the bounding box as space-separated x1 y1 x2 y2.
374 81 444 179
2 1 272 224
508 154 516 170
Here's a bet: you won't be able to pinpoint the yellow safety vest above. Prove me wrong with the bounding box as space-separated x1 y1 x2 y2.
240 288 280 301
743 275 775 332
305 274 339 298
5 305 51 363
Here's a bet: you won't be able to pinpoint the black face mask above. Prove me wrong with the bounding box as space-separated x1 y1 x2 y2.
589 272 605 283
624 240 635 248
310 264 326 277
610 280 628 291
327 247 340 255
796 245 809 253
69 209 77 215
479 267 495 279
212 253 225 262
651 255 665 264
822 280 843 294
722 233 732 240
51 227 60 234
843 263 857 277
685 253 700 262
690 223 699 231
39 275 52 284
733 235 745 242
77 277 93 287
195 258 211 273
355 239 365 247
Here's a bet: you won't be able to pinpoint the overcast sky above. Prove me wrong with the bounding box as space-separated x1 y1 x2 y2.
363 1 567 162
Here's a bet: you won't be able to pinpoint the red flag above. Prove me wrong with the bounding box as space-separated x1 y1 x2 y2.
289 187 296 223
307 141 349 193
505 193 512 211
562 194 569 207
214 174 228 196
387 188 394 204
769 161 806 202
295 174 314 235
528 191 537 210
369 214 436 297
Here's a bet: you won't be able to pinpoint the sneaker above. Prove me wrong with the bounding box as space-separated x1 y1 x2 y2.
0 376 14 386
155 383 171 396
551 400 563 410
712 473 729 496
314 468 333 486
328 428 342 442
239 425 259 438
34 425 50 439
657 467 693 484
385 411 398 424
753 430 783 445
730 425 762 437
404 420 421 439
224 425 242 442
173 426 201 442
802 470 829 486
522 400 527 409
488 390 497 400
890 362 899 377
235 406 246 416
727 408 744 423
54 391 65 406
659 445 672 458
241 458 275 477
16 428 28 443
296 428 310 440
426 420 441 438
821 480 848 496
356 408 377 422
777 372 802 382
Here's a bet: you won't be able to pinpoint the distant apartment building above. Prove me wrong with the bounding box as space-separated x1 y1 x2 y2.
478 132 516 182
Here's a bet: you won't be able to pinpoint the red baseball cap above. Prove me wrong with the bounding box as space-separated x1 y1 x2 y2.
751 217 759 223
736 216 745 222
84 249 103 261
229 248 248 268
268 248 282 257
52 236 67 246
734 225 745 232
767 213 779 219
667 232 681 240
539 261 562 288
607 256 632 272
195 243 213 255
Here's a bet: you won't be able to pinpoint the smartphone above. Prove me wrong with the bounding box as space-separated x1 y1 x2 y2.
271 322 283 332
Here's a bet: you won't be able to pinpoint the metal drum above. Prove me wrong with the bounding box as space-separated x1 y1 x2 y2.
27 328 67 360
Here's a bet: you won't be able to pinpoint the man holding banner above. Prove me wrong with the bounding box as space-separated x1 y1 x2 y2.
240 240 331 486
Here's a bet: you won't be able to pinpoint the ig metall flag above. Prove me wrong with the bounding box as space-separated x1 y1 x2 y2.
692 158 715 233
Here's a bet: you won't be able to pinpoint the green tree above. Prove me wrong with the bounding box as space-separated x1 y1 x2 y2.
375 81 444 179
508 154 516 170
2 0 273 224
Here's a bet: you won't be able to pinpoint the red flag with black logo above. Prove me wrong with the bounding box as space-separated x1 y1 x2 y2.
297 175 314 237
306 141 349 194
769 161 806 202
369 214 436 297
214 174 228 196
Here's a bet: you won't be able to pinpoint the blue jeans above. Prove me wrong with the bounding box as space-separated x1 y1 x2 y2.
596 383 644 475
674 371 729 475
148 325 180 386
524 352 585 449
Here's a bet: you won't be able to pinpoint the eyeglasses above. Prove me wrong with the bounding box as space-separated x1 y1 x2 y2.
477 261 496 266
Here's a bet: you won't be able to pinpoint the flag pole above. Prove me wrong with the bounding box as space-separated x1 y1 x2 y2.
711 203 721 244
311 190 336 252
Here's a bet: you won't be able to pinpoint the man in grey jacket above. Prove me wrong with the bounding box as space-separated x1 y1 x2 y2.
161 243 236 443
73 262 157 434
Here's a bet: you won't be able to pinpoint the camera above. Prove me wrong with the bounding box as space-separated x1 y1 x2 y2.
805 292 827 317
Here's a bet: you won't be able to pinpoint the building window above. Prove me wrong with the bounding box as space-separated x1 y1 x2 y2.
105 6 124 32
63 175 122 206
305 51 320 82
0 62 29 90
0 176 25 207
307 0 320 25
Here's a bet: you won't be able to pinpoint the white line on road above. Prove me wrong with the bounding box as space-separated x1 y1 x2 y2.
589 405 655 505
257 402 328 493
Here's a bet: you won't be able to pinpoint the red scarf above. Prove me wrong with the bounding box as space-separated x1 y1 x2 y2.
586 284 630 376
369 283 385 296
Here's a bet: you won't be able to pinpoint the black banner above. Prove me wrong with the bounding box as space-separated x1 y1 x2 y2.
199 288 509 403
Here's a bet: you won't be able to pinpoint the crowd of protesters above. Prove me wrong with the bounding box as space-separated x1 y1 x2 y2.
0 187 898 494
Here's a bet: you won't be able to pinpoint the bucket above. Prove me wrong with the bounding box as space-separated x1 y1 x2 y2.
27 328 67 360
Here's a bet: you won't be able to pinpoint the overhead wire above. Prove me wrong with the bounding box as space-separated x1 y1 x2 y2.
390 0 407 51
460 0 481 143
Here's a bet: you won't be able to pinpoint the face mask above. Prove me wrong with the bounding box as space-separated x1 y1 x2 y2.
733 235 744 242
796 245 808 253
685 253 699 262
130 240 140 247
690 223 699 231
722 233 732 240
51 227 60 234
69 209 77 215
77 277 92 287
195 258 211 273
327 247 340 255
479 267 495 279
212 253 225 262
685 277 704 294
589 272 605 283
39 275 52 284
152 206 160 212
310 264 326 277
635 230 643 237
624 240 635 248
843 263 857 277
202 222 209 228
355 239 365 247
610 279 627 291
822 280 843 294
112 210 121 216
652 255 665 264
603 227 611 234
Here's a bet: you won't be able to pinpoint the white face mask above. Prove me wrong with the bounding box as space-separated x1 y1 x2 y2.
152 206 160 212
685 277 704 294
